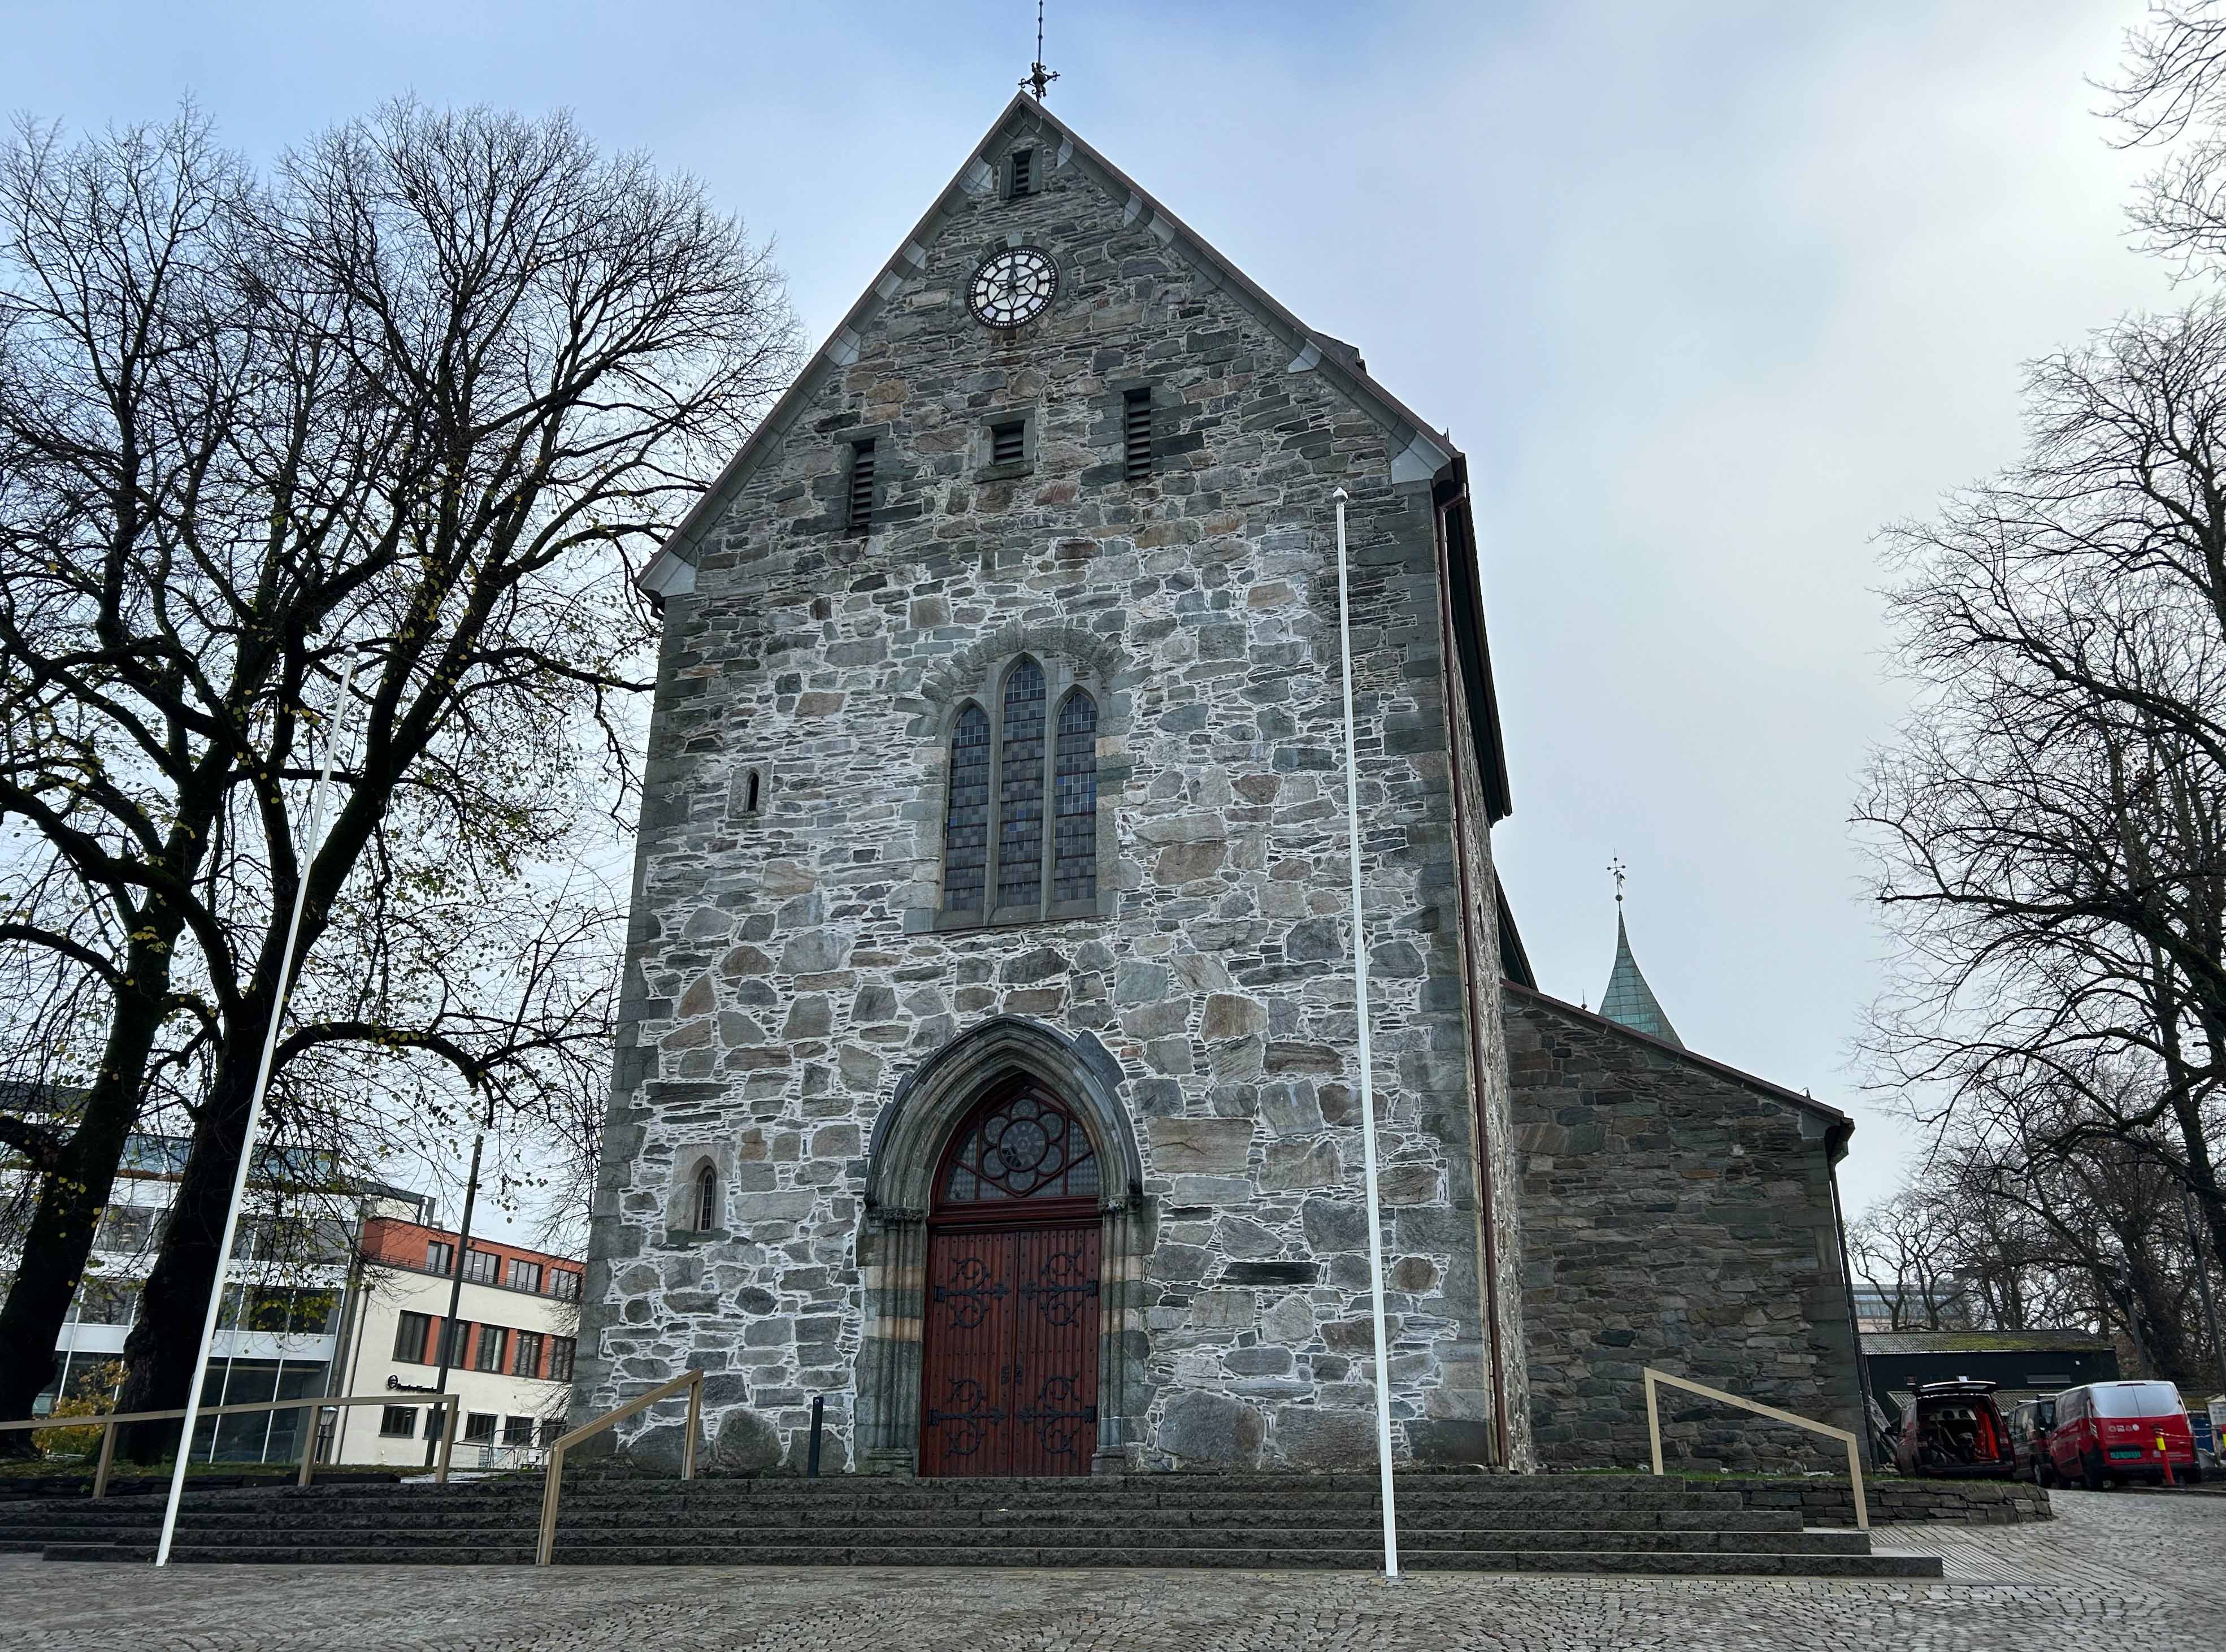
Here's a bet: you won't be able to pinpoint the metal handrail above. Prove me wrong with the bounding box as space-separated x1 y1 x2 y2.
1643 1367 1869 1530
0 1391 462 1498
536 1367 701 1565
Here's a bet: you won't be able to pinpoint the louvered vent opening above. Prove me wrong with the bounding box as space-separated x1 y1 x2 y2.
991 419 1026 467
846 440 875 532
1123 389 1153 482
1010 149 1035 197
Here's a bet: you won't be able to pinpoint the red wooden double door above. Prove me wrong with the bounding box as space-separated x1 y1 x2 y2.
920 1222 1101 1476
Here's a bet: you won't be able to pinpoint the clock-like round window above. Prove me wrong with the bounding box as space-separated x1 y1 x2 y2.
967 247 1058 329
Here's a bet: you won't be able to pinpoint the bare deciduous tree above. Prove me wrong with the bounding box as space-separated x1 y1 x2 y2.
0 101 799 1452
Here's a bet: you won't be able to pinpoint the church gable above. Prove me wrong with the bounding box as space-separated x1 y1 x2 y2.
645 94 1455 599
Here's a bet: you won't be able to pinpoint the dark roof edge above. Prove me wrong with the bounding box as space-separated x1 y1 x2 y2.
640 93 1461 598
1502 977 1854 1137
1493 871 1536 990
1434 457 1511 824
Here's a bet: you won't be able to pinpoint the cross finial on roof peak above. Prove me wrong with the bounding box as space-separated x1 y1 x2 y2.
1022 0 1060 100
1608 856 1627 907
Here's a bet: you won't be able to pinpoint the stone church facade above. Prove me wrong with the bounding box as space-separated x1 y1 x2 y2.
578 96 1867 1478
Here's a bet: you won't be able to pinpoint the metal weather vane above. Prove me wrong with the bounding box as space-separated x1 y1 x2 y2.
1608 856 1628 907
1022 0 1060 99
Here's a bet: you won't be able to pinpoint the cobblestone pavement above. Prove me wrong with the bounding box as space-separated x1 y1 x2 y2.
2 1490 2219 1651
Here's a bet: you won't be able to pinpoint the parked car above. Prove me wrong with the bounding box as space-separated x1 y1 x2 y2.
2007 1396 2058 1487
2048 1381 2202 1488
1894 1378 2016 1479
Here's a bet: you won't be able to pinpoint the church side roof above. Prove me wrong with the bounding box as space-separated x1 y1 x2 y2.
1598 910 1681 1048
643 93 1459 593
1504 978 1854 1144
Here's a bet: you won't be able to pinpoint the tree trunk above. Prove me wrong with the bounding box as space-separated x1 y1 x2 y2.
115 1031 264 1463
0 978 170 1455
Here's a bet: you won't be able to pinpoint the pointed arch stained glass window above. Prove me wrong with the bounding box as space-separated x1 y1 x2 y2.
944 704 990 912
940 1087 1100 1206
996 660 1046 909
1053 690 1097 903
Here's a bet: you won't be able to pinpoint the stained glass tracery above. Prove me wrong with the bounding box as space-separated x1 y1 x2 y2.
940 1089 1100 1206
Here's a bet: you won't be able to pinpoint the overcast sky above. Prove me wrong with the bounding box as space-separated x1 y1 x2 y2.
3 1 2185 1229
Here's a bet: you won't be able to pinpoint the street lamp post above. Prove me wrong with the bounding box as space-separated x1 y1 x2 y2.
156 655 363 1565
1332 488 1400 1580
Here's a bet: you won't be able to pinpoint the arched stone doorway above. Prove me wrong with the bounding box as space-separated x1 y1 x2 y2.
919 1081 1101 1476
855 1016 1148 1477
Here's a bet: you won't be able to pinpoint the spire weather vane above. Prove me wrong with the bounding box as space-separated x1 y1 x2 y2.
1608 856 1628 907
1022 0 1060 99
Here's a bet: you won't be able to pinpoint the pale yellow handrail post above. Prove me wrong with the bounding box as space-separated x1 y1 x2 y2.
436 1395 458 1484
536 1436 568 1566
297 1405 322 1489
683 1376 701 1481
1644 1368 1663 1477
92 1421 118 1501
1641 1367 1869 1532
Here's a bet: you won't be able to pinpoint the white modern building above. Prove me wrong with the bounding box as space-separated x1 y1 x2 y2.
23 1130 433 1464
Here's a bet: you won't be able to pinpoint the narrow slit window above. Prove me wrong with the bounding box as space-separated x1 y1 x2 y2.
693 1164 718 1232
1123 388 1153 481
845 439 875 532
744 769 761 813
1010 148 1035 197
1053 690 1098 903
996 660 1047 910
944 704 991 912
991 419 1026 467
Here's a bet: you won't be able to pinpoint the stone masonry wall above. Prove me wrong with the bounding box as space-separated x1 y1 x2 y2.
1505 985 1864 1473
576 115 1524 1475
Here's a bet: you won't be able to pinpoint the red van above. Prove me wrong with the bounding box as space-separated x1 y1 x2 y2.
2047 1381 2203 1488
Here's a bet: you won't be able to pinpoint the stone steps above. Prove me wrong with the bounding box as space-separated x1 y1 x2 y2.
21 1521 1873 1555
6 1474 1943 1580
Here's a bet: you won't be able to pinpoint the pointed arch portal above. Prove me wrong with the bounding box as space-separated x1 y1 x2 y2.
855 1016 1147 1477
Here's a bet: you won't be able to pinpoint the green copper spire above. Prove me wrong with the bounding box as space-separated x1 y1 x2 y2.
1599 861 1682 1048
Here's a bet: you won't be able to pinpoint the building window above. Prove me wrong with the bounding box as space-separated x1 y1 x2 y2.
474 1324 509 1374
73 1279 135 1326
503 1414 536 1446
743 768 762 814
426 1240 454 1274
845 439 875 533
548 1269 582 1302
393 1311 432 1364
940 657 1101 924
506 1258 542 1294
990 418 1026 468
379 1405 418 1439
1053 690 1099 901
462 1248 498 1285
1123 388 1153 480
549 1337 576 1383
539 1419 565 1448
693 1164 719 1232
437 1317 469 1367
463 1412 498 1444
996 658 1047 909
942 703 991 913
1009 147 1035 198
514 1330 545 1381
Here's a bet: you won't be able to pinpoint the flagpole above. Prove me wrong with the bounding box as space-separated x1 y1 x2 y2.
1333 487 1400 1580
157 654 359 1565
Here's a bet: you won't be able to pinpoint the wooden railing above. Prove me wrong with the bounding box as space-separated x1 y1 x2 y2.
0 1391 461 1498
1642 1367 1869 1530
536 1368 701 1566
